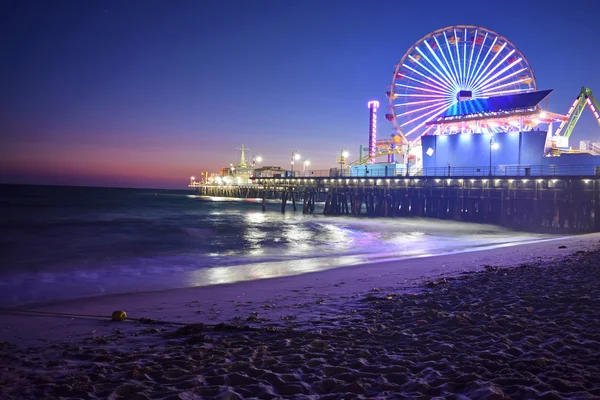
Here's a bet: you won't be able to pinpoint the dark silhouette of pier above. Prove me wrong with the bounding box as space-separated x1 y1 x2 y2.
193 167 600 233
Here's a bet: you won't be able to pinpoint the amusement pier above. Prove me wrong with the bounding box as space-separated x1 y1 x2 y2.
191 25 600 233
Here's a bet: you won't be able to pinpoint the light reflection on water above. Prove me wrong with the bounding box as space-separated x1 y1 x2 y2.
0 191 559 306
190 236 556 288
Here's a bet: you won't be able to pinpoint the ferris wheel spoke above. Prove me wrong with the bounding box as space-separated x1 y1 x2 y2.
471 50 517 90
466 35 497 89
476 67 527 94
394 82 447 96
464 29 477 88
422 41 459 90
479 87 534 97
393 93 447 98
393 98 450 107
473 56 521 93
433 36 460 85
396 100 450 117
417 46 457 90
478 78 531 96
403 63 453 93
465 31 488 88
453 29 464 86
405 102 455 136
407 56 455 92
470 42 508 89
462 29 468 87
401 73 455 93
443 32 461 87
400 100 453 128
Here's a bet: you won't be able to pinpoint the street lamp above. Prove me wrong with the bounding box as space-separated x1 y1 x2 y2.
489 136 499 176
190 176 195 185
230 163 236 176
291 150 301 176
252 154 262 169
303 159 310 174
340 149 349 176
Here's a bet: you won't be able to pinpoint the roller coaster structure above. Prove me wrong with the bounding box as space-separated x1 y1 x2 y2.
554 87 600 139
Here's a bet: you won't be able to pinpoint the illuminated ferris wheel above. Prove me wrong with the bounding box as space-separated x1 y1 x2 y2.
387 25 538 139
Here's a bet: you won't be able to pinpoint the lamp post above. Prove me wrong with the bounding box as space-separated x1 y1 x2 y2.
230 163 236 176
190 176 195 185
291 150 300 176
303 159 310 174
340 149 349 177
252 154 262 169
489 136 499 176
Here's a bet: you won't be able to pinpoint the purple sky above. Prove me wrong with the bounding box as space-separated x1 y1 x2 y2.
1 0 600 188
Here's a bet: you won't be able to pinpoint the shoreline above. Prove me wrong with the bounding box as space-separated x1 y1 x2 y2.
5 233 560 311
1 233 597 347
0 234 599 399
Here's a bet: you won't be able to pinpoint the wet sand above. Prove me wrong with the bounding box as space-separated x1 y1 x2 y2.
1 234 600 399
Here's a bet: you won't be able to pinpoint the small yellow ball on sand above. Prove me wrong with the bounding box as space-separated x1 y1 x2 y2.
111 310 127 322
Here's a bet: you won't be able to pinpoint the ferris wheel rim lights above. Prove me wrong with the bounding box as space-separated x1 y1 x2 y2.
388 25 538 138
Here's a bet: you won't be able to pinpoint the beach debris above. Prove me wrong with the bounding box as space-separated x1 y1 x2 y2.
245 312 268 323
111 310 127 322
245 315 258 322
186 334 209 345
175 323 206 336
362 294 389 303
558 245 567 249
213 322 255 332
425 278 449 287
454 313 472 325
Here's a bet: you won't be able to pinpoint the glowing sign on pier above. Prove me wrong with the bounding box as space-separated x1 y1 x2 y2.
368 101 379 164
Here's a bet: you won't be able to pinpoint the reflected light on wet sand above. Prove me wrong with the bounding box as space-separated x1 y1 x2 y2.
194 255 364 285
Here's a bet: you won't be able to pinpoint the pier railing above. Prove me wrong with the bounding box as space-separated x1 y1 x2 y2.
262 164 600 179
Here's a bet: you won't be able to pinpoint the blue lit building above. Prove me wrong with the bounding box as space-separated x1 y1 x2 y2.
418 90 600 176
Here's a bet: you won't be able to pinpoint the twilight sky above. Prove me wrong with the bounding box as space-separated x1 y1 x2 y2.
1 0 599 188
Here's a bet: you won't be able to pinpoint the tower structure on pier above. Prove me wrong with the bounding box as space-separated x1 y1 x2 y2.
237 144 249 168
367 101 379 164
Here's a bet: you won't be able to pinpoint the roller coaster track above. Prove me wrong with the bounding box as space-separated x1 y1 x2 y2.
555 87 600 139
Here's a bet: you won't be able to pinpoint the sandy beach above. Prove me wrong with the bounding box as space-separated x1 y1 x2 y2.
1 233 600 399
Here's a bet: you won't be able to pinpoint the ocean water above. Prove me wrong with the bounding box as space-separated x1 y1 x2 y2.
0 184 552 306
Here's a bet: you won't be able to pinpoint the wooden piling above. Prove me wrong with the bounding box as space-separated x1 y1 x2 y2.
281 191 287 213
291 190 297 212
